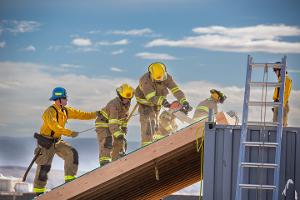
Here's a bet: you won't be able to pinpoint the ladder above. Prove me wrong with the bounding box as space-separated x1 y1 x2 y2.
235 55 287 200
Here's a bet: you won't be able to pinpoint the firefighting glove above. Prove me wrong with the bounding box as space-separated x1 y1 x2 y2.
96 111 102 117
182 101 192 114
115 132 126 141
162 99 171 108
71 131 79 138
121 127 127 133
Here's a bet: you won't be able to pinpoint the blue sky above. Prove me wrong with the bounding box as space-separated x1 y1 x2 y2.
0 0 300 139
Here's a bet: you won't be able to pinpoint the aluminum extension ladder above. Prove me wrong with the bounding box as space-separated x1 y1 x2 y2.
235 55 287 200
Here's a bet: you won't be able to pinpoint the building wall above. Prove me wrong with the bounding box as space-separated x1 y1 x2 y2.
0 193 35 200
203 123 300 200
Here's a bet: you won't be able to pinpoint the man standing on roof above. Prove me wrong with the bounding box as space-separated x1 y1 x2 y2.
272 65 292 127
33 87 98 196
135 62 192 146
193 89 226 121
95 84 134 166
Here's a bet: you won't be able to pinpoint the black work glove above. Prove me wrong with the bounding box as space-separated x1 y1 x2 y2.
162 99 171 108
71 131 79 138
272 107 274 112
121 127 127 133
115 133 125 141
182 101 192 114
96 111 102 117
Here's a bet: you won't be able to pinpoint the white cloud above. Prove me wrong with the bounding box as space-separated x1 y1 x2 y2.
0 61 299 140
289 68 300 73
111 49 125 55
48 45 98 53
110 67 124 72
1 20 41 34
192 24 300 39
0 61 138 138
110 28 153 36
0 41 5 48
60 64 81 69
72 38 92 46
23 45 36 52
146 24 300 54
136 52 178 60
0 122 7 127
87 30 102 34
48 45 69 51
96 39 129 46
75 47 99 52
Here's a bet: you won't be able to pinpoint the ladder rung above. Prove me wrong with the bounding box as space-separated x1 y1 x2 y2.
249 82 281 87
247 121 279 126
250 63 282 68
241 162 277 168
248 101 281 107
243 141 278 148
239 184 276 190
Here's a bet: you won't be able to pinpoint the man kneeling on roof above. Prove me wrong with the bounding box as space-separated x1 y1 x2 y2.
193 89 227 121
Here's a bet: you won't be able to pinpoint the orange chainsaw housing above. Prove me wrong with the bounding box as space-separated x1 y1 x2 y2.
170 101 182 110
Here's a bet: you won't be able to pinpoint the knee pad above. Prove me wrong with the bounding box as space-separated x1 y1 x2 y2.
38 165 51 182
104 136 113 149
70 148 79 165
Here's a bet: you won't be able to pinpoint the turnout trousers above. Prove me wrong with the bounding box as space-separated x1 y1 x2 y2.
33 139 78 192
138 104 160 146
96 127 125 166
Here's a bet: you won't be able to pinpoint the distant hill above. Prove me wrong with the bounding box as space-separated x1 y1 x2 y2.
0 136 140 172
0 165 67 189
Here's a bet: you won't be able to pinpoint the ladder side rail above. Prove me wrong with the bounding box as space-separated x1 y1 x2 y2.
272 56 287 200
235 55 253 200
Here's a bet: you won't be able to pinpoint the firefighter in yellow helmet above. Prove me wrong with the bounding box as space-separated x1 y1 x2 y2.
95 84 134 166
33 87 98 196
135 62 191 146
153 110 178 141
272 65 292 127
193 89 226 121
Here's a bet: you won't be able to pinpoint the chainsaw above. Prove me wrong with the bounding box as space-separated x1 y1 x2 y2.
167 101 195 124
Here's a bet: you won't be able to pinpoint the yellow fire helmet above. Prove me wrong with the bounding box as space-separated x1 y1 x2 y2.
117 83 134 99
210 89 227 103
148 62 167 82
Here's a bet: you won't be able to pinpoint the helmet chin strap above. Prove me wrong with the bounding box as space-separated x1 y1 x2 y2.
58 98 64 109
